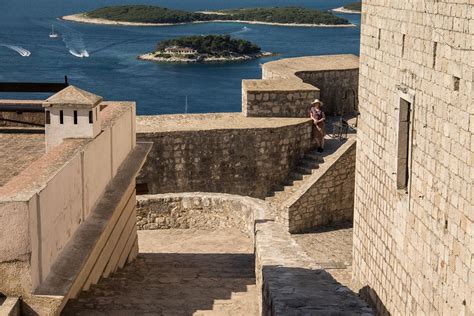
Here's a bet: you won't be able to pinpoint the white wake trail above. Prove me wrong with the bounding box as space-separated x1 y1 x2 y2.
0 44 31 57
69 49 89 58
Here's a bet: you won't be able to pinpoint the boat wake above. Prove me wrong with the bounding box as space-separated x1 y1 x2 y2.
233 26 251 34
0 44 31 57
61 23 90 58
69 49 89 58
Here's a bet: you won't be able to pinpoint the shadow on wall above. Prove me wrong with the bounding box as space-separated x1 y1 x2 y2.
360 286 391 316
261 265 373 315
61 253 256 315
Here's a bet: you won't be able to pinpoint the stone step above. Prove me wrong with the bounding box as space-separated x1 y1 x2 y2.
304 152 325 163
299 159 321 169
288 171 304 181
295 165 317 175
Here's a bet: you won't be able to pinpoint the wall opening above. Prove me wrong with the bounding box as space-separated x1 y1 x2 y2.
396 98 412 191
453 76 460 91
89 111 93 124
401 34 406 57
45 111 50 124
73 110 78 125
433 42 438 68
377 29 381 49
59 110 64 124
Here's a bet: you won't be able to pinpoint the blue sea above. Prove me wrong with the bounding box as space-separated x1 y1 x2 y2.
0 0 360 115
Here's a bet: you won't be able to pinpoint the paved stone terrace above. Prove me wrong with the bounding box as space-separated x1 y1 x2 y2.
0 132 44 186
62 229 258 315
292 222 359 292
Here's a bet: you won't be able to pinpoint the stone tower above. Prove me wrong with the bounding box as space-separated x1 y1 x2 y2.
43 86 102 151
353 1 472 315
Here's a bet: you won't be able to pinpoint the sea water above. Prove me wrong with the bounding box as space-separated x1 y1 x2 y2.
0 0 360 115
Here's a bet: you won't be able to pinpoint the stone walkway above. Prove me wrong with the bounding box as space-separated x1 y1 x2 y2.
62 229 258 315
291 222 360 292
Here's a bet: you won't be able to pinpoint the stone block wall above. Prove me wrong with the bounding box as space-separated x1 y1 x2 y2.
136 193 256 240
282 139 356 233
137 119 312 199
0 101 44 127
297 69 359 116
353 1 473 315
261 55 360 117
242 79 319 117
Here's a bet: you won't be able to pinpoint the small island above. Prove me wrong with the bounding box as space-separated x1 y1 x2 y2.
332 2 362 14
138 35 273 63
62 5 353 27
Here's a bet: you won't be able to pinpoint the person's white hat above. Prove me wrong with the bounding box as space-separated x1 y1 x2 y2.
311 99 323 105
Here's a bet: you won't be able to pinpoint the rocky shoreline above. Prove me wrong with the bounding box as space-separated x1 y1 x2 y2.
137 52 275 63
61 13 356 28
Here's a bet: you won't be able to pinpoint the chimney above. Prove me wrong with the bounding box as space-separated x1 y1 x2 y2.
42 86 102 152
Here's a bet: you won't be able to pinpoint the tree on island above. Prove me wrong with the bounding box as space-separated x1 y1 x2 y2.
155 35 261 57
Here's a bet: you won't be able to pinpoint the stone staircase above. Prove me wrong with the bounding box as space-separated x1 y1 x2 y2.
265 148 324 208
194 284 258 315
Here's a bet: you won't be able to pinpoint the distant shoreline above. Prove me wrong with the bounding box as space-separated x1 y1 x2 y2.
61 13 356 28
332 7 361 14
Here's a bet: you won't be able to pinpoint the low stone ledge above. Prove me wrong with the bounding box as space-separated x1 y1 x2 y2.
136 192 269 241
255 218 373 315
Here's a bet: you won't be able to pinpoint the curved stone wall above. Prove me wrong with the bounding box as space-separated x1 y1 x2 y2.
136 192 268 240
258 55 360 116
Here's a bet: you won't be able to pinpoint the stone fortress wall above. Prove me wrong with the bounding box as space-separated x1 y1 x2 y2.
242 78 320 117
137 55 360 203
134 55 366 314
137 113 312 199
261 55 359 116
353 1 473 315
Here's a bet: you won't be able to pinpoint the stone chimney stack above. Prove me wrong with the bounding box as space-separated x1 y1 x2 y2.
43 86 102 152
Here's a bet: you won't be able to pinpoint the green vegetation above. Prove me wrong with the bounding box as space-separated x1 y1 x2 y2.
343 2 362 12
86 5 215 23
85 5 350 25
155 35 261 57
219 7 349 25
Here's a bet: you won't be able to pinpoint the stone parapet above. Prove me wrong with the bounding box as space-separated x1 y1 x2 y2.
137 114 312 199
242 79 319 117
247 55 359 117
255 215 373 315
136 193 263 242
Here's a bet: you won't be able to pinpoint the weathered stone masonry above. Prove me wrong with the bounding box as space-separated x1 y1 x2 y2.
261 55 359 116
282 138 356 233
353 1 473 315
297 69 359 116
137 114 312 199
242 79 320 118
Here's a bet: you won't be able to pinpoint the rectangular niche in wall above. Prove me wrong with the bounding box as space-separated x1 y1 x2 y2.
396 97 412 191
